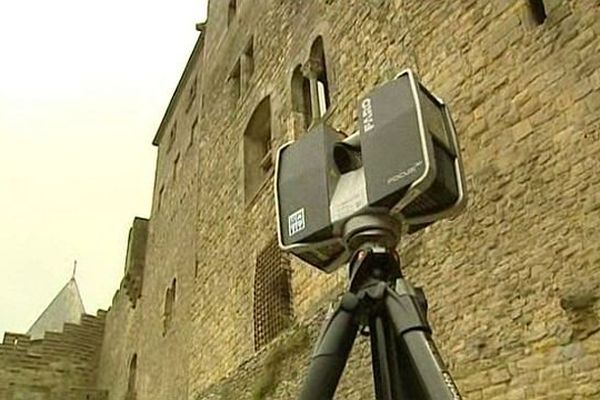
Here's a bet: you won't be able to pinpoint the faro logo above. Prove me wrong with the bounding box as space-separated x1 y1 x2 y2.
361 98 375 133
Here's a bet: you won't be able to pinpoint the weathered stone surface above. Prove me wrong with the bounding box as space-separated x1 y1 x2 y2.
0 312 107 400
3 0 600 399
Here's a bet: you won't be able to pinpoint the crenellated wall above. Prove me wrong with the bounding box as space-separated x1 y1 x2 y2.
0 312 107 400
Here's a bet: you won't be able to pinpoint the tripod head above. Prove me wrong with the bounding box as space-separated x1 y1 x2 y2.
342 214 402 288
342 215 429 325
342 214 399 255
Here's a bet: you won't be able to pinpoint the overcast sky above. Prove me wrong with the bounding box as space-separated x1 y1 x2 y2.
0 0 208 334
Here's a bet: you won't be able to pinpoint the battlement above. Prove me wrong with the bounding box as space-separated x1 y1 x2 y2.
0 311 106 400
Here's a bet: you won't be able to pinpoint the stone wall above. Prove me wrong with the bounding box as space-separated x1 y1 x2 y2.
91 0 600 399
186 0 600 398
0 313 106 400
95 35 205 400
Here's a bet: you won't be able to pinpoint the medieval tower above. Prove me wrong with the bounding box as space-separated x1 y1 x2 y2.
2 0 600 399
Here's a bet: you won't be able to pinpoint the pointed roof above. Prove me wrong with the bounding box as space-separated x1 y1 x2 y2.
27 277 86 340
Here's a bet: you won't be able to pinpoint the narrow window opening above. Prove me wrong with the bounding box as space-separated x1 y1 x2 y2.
173 153 180 182
187 75 198 113
229 60 241 103
311 37 331 114
157 185 165 212
190 116 198 148
163 279 176 336
243 96 272 201
168 122 177 153
244 38 254 80
126 354 137 400
291 65 312 131
303 36 332 125
241 38 255 95
228 0 237 27
529 0 547 24
171 278 177 303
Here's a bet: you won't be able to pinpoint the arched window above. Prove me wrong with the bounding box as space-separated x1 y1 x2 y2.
126 354 137 400
528 0 547 25
163 279 176 336
243 96 272 202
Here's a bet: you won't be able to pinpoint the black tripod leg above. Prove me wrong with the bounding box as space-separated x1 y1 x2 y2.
369 315 409 400
385 287 463 400
401 330 462 399
298 293 360 400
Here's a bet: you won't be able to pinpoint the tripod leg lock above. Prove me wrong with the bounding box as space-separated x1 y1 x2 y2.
340 292 360 312
312 293 360 358
385 284 431 336
385 283 463 399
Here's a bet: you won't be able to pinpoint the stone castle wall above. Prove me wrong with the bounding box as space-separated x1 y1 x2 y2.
0 313 106 400
185 0 600 398
13 1 596 399
95 37 205 400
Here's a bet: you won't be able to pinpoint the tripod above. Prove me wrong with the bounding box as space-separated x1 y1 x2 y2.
297 216 462 400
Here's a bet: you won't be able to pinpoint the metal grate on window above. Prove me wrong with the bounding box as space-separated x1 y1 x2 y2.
253 238 293 351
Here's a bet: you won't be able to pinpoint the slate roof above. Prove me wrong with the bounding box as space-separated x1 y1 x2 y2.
26 278 86 340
